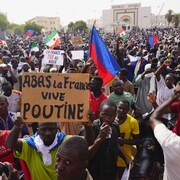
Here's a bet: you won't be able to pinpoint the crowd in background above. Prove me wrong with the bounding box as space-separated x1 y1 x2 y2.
0 26 180 179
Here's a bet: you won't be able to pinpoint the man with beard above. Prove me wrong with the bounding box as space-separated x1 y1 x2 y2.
5 115 94 180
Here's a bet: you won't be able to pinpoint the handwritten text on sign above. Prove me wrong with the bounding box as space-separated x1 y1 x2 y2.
21 73 89 122
42 50 64 65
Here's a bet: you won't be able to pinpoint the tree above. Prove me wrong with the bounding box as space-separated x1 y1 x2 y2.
24 22 43 35
165 10 174 26
173 13 180 28
0 12 10 31
68 22 74 32
73 20 87 31
9 23 25 34
67 20 87 32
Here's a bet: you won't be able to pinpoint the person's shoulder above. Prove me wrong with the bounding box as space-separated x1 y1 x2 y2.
101 92 108 98
12 90 22 96
112 121 120 131
126 80 133 85
123 91 132 96
62 135 73 143
112 121 119 127
108 92 115 97
127 114 138 123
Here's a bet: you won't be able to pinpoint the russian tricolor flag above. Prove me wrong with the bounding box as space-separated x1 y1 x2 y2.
90 26 120 86
148 36 158 48
26 29 35 37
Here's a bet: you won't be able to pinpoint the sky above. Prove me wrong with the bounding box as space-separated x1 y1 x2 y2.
0 0 179 26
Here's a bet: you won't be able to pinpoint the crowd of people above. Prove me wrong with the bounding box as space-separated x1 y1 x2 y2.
0 26 180 180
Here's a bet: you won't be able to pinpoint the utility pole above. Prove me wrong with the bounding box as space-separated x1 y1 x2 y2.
156 2 165 26
158 2 165 15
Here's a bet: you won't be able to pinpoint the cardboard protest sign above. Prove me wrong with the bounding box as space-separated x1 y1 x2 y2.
42 49 64 66
21 72 90 122
71 36 83 45
71 50 84 60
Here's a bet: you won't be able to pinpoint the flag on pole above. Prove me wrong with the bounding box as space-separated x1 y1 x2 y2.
148 36 158 48
43 30 61 49
29 42 39 60
0 39 7 47
90 26 120 86
118 28 127 40
26 29 35 37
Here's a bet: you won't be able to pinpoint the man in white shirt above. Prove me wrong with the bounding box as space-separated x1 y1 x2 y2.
1 81 21 113
150 82 180 180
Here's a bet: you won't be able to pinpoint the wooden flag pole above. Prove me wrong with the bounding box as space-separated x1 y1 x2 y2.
93 20 96 27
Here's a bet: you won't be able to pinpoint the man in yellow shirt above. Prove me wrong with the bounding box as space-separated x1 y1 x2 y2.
116 100 140 179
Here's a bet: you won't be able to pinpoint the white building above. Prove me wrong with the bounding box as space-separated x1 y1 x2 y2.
86 18 102 30
28 16 61 33
102 3 151 32
151 14 168 27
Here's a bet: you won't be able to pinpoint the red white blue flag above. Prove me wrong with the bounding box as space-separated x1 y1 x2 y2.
148 36 158 48
26 29 35 37
89 26 120 86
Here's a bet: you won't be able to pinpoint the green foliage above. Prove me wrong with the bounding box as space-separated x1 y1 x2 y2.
24 22 43 35
67 20 87 32
68 22 74 32
165 10 180 28
73 20 87 31
0 12 9 31
173 14 180 28
9 23 25 34
165 10 174 26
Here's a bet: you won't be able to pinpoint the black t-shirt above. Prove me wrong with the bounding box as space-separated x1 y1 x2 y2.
88 120 120 180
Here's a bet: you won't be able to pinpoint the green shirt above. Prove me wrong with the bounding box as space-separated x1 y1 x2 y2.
14 136 70 180
108 92 135 106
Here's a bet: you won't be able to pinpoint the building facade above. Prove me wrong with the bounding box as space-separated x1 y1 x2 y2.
151 14 168 27
102 3 151 32
28 16 61 33
86 18 102 30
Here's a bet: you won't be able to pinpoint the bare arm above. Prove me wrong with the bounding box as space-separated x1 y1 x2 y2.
81 58 93 73
150 83 180 130
147 93 159 109
154 60 171 81
7 65 18 83
5 116 23 153
88 123 110 160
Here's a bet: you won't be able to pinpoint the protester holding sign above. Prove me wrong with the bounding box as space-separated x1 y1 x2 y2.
5 114 94 180
21 73 90 123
